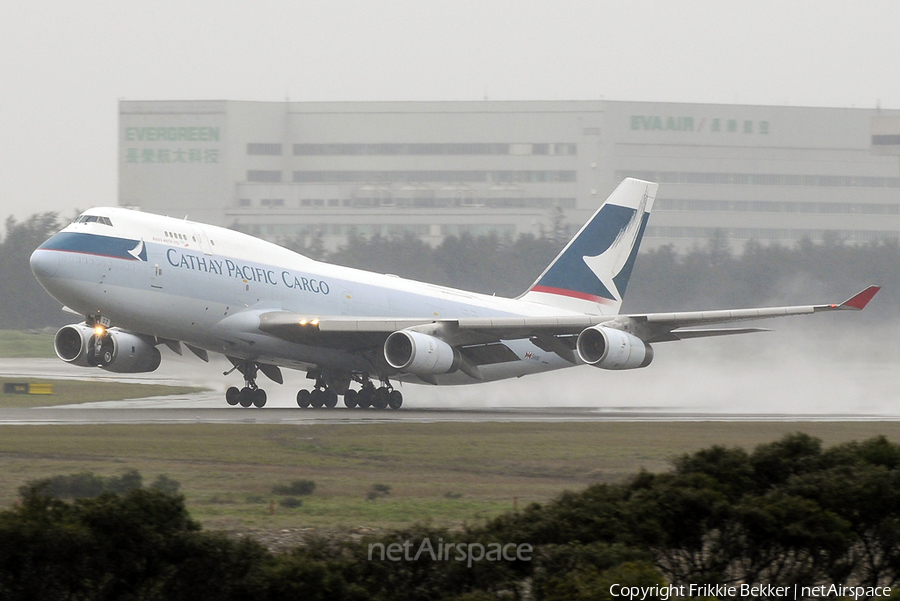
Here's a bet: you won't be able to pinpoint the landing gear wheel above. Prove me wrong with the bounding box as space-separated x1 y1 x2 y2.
388 389 403 410
238 387 254 408
296 389 310 408
373 387 389 410
310 389 324 409
323 389 338 408
252 388 267 408
343 389 358 409
226 386 240 406
357 386 373 409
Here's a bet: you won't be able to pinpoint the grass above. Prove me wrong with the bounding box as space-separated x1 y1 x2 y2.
0 330 56 359
0 378 206 408
2 421 900 532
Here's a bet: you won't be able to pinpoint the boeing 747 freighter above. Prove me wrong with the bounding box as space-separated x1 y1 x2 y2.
30 179 879 409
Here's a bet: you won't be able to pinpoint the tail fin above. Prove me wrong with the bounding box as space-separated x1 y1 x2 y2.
519 178 658 316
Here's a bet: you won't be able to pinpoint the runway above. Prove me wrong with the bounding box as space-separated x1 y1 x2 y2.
2 404 900 426
3 353 900 425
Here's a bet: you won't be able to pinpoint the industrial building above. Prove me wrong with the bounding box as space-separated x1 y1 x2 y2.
119 99 900 251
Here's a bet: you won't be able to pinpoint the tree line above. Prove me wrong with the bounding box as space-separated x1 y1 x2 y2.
3 434 900 599
3 211 896 330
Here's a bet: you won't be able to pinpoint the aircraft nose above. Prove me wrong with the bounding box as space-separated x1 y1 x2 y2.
30 248 59 280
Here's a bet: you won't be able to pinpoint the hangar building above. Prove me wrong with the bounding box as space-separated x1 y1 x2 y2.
119 100 900 250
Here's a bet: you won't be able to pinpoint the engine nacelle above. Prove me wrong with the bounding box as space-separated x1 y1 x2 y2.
576 325 653 370
54 324 161 373
384 330 459 375
54 323 96 367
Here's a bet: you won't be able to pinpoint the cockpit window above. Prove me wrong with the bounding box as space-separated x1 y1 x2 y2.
76 215 113 226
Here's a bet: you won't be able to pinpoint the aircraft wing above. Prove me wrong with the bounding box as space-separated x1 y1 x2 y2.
623 284 880 342
255 285 879 366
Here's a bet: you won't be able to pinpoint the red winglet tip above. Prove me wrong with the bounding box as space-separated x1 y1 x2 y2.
841 285 880 310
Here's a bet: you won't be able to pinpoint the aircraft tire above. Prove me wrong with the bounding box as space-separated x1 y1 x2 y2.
324 389 338 408
357 387 373 409
373 387 389 410
238 387 254 408
343 389 358 409
296 389 310 408
252 388 267 408
310 389 324 409
226 386 241 406
388 390 403 410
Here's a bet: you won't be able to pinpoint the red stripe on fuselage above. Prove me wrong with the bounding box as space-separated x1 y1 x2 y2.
529 285 615 305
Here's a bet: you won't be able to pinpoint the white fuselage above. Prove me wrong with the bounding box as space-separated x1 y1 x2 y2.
31 207 587 385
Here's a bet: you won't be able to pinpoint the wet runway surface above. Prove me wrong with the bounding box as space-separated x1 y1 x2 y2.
3 405 900 426
3 356 900 425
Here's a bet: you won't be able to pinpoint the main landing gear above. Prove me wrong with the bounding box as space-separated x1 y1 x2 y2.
295 373 339 409
296 375 402 410
225 361 267 408
224 364 403 410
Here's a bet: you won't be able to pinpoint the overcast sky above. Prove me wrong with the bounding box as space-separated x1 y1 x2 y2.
2 0 900 224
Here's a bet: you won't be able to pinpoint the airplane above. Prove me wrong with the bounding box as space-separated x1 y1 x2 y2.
29 178 879 410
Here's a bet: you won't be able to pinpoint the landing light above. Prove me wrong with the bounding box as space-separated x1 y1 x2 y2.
299 319 308 326
94 325 106 336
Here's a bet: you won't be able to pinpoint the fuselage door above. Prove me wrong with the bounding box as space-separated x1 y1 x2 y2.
190 225 213 255
151 262 163 290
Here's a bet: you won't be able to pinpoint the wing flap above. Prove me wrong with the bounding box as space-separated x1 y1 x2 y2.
650 327 771 342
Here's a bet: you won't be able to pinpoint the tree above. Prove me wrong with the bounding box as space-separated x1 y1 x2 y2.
0 487 268 600
0 212 68 329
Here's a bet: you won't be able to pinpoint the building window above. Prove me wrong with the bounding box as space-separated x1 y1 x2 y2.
553 143 578 155
291 170 575 184
247 143 283 155
645 225 899 244
293 143 511 156
616 170 900 189
656 198 900 215
872 135 900 146
247 170 282 183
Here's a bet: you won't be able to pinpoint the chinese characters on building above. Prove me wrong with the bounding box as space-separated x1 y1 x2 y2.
124 148 219 164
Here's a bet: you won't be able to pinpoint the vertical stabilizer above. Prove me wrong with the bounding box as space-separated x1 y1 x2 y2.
519 178 657 316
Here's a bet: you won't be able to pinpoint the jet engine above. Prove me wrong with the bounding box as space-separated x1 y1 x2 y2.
54 324 161 373
575 325 653 370
384 330 459 375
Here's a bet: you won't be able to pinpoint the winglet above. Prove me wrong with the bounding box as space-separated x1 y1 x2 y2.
839 285 880 310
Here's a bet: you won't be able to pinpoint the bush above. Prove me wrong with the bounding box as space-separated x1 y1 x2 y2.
150 474 181 495
279 497 303 508
272 479 316 496
19 469 176 500
21 471 106 499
